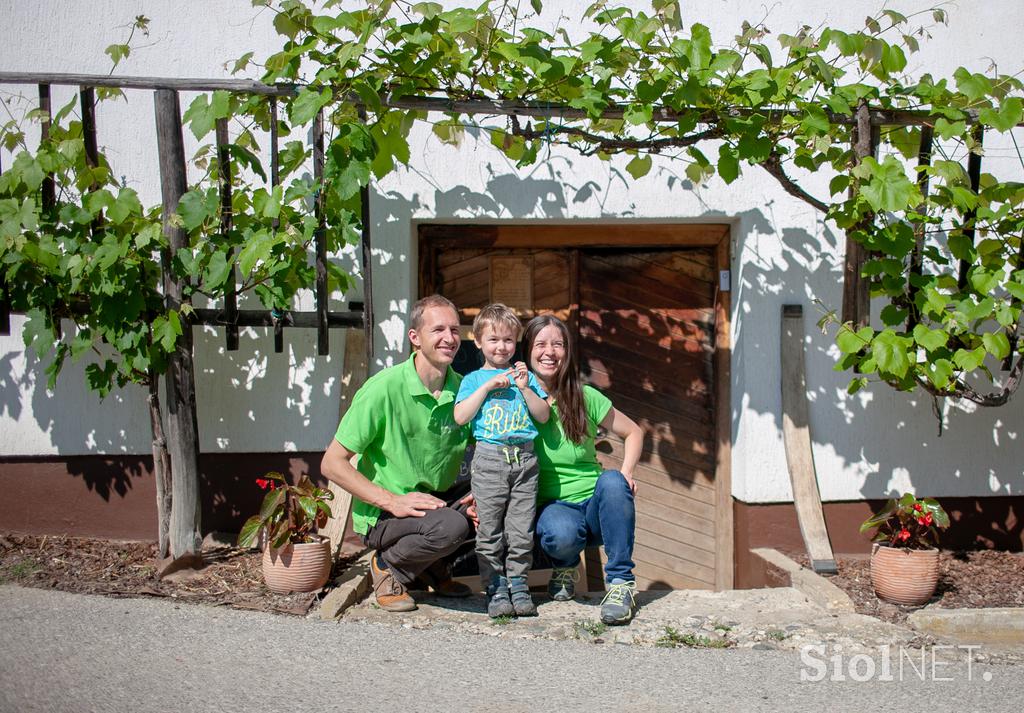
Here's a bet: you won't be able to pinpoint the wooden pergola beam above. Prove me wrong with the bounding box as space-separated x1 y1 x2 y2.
0 71 1017 128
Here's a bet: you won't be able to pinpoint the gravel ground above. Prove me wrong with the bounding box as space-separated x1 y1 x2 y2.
2 585 1021 713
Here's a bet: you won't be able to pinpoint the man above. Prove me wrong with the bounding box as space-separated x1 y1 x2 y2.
321 294 475 611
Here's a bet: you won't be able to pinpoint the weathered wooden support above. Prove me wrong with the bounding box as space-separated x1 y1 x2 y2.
321 328 367 559
38 84 55 211
269 97 280 228
0 152 7 335
80 86 104 235
215 118 239 351
313 108 329 356
148 372 173 559
907 124 935 332
80 87 99 172
841 101 875 328
357 106 374 370
780 304 838 574
958 125 985 290
269 97 284 354
0 282 8 336
154 88 203 560
273 314 285 353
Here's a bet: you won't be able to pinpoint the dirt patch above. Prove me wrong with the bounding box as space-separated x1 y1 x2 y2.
0 533 354 616
793 550 1024 624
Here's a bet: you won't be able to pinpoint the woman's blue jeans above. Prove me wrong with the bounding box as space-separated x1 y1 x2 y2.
535 470 636 584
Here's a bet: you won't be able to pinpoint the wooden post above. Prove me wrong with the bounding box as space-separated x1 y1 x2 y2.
39 84 55 211
269 98 284 354
958 125 984 290
215 118 239 351
269 98 280 211
780 305 837 574
80 87 103 233
313 109 329 356
0 151 8 335
0 281 8 336
148 373 173 559
320 329 367 558
358 107 374 371
154 89 203 560
907 124 934 331
841 101 874 328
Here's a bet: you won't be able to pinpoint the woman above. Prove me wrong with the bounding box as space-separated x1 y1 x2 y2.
524 315 644 625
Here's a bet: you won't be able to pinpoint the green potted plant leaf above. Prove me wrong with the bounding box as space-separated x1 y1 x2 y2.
860 493 950 605
238 472 335 594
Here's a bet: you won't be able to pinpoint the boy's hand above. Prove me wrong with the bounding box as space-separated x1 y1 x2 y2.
512 361 530 390
486 370 513 391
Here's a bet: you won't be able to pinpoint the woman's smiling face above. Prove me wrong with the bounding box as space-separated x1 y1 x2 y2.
529 323 567 386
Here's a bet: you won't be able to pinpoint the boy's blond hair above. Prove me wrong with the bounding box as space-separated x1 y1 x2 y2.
472 303 522 341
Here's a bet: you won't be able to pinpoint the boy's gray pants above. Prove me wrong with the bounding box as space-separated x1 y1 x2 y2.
471 441 538 587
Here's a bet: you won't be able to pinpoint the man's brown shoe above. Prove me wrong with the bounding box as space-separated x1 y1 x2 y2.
370 552 416 612
412 559 473 598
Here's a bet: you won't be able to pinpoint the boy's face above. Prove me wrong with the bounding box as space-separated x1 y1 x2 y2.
475 323 517 369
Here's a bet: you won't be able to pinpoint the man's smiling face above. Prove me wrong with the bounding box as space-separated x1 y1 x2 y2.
409 304 461 368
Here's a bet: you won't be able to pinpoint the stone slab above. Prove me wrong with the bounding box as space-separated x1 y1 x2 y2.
908 607 1024 645
319 549 372 621
750 547 855 613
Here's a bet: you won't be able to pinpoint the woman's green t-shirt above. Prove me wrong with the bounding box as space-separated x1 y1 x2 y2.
535 385 613 504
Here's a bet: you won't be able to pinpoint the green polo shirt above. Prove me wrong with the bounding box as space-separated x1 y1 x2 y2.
334 353 468 535
535 385 613 505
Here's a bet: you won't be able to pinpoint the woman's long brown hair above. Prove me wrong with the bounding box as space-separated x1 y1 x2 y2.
523 315 588 444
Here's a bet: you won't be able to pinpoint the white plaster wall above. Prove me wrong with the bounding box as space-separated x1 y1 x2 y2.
1 1 1022 501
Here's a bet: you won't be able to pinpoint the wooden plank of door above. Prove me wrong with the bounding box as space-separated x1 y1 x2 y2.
780 304 837 574
320 329 366 559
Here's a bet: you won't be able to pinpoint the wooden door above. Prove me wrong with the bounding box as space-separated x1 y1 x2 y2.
579 248 718 589
419 224 730 590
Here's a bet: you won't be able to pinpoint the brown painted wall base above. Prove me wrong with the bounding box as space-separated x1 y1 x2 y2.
0 453 328 541
734 496 1024 589
4 454 1021 592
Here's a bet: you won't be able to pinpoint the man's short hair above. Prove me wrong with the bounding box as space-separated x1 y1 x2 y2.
472 303 522 340
410 294 458 330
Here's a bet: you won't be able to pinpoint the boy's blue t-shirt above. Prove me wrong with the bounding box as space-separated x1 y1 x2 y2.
455 368 548 445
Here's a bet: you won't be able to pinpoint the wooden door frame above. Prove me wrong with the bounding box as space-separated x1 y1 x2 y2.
418 222 734 590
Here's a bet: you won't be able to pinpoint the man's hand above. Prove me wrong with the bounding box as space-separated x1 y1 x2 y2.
512 361 530 390
457 492 479 528
386 492 446 518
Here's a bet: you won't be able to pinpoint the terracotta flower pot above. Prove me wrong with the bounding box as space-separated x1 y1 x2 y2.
870 543 939 606
262 539 332 594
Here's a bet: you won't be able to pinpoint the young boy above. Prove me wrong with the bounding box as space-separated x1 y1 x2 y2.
454 304 550 617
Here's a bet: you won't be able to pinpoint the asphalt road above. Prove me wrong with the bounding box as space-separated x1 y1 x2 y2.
0 585 1018 713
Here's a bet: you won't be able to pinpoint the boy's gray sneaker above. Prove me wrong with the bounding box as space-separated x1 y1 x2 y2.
486 576 515 618
600 579 637 625
509 576 536 617
547 567 579 601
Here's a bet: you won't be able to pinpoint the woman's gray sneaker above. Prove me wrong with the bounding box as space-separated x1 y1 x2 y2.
509 576 537 616
547 567 578 601
599 579 637 625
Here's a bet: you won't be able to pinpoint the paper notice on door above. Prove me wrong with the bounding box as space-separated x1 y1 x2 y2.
490 255 533 310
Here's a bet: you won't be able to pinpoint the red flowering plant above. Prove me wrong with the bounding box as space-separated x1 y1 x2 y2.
237 471 334 549
859 493 950 550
